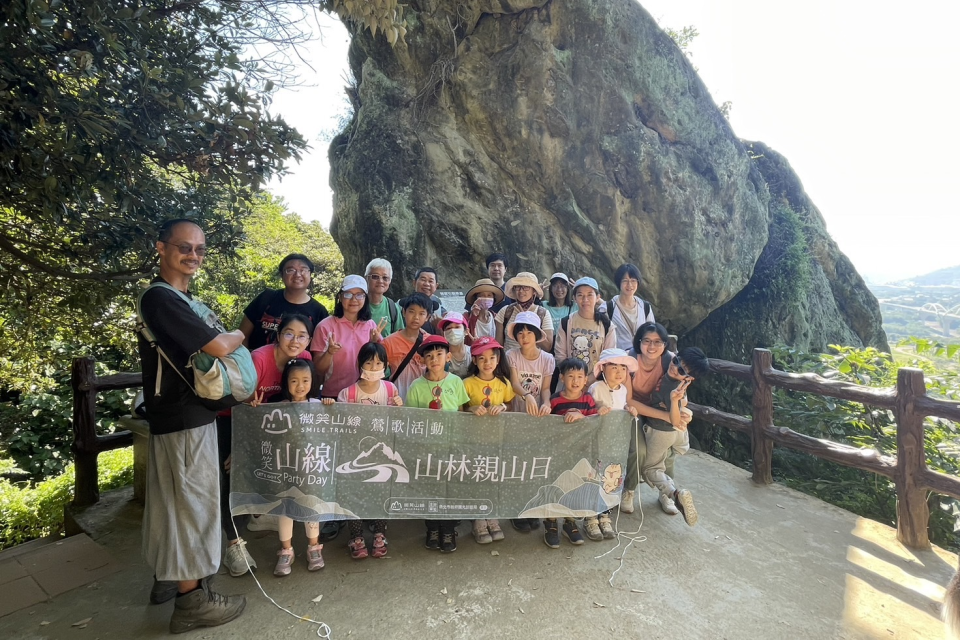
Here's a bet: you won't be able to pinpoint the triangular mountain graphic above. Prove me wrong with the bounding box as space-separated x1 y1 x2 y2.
354 441 406 467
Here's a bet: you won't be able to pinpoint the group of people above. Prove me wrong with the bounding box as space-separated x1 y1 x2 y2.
136 220 709 633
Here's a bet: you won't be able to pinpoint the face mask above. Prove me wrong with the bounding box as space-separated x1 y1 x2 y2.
475 298 494 310
444 327 465 346
360 369 385 381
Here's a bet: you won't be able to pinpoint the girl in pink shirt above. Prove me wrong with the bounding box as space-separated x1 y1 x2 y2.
323 342 401 559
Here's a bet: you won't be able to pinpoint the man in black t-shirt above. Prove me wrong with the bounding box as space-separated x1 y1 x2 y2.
137 220 246 633
239 253 329 350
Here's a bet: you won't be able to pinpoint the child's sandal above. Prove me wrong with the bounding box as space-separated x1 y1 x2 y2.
348 536 368 560
371 532 388 558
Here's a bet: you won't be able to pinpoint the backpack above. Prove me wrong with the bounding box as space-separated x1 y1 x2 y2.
136 283 257 410
385 296 399 332
560 313 611 336
347 380 399 403
502 304 548 333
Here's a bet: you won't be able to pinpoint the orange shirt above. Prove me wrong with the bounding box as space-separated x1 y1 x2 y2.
382 330 423 374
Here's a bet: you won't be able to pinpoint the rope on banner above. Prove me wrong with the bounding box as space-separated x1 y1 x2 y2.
230 520 334 639
595 416 647 587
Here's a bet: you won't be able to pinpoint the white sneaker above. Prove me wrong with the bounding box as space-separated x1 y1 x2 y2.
223 539 257 577
246 514 279 532
620 489 635 514
658 493 680 515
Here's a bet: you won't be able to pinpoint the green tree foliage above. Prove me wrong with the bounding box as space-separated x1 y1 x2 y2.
0 0 335 389
193 192 344 328
0 0 307 284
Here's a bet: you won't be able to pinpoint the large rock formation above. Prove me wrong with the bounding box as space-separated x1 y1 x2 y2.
329 0 886 352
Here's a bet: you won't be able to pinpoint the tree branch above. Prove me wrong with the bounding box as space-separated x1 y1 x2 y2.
0 234 156 281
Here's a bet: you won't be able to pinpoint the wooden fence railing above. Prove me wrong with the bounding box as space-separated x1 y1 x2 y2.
691 348 960 549
70 349 960 548
71 357 142 507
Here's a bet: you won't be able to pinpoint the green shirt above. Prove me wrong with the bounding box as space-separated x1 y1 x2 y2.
369 296 404 336
405 373 470 411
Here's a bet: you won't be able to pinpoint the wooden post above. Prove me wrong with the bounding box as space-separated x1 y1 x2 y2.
894 367 930 549
751 349 774 484
71 357 100 507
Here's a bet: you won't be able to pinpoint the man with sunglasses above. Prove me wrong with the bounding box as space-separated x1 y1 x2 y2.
365 258 404 336
639 347 710 526
137 220 246 632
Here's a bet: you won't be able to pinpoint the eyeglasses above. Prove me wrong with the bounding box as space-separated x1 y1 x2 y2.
482 385 492 409
284 268 310 276
429 385 443 410
161 241 206 256
641 339 664 348
280 331 310 343
368 274 391 282
342 291 366 300
672 356 689 378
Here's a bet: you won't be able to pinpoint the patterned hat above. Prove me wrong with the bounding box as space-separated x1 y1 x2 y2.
470 336 503 356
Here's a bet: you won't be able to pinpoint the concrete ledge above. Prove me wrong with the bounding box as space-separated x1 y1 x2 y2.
118 415 149 504
64 486 142 540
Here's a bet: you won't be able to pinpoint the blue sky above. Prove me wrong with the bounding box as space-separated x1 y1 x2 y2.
266 1 959 284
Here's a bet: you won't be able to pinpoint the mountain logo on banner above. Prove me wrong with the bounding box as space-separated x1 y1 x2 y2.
335 439 410 483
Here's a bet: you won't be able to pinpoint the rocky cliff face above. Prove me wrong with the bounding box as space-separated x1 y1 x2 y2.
329 0 886 353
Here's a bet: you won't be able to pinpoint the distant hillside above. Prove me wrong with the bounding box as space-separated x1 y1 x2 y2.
894 265 960 287
869 265 960 345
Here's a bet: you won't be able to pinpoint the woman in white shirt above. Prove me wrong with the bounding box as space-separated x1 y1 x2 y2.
609 263 655 353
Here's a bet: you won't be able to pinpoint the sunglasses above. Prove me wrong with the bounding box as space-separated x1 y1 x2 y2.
342 291 366 300
161 241 206 256
482 385 492 409
429 384 443 410
672 355 690 378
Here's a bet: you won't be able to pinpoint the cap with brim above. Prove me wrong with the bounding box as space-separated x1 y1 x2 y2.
549 272 575 286
465 278 505 306
572 276 600 296
505 272 543 299
437 311 467 332
593 348 639 378
508 310 544 341
470 336 503 356
341 274 368 293
418 334 449 355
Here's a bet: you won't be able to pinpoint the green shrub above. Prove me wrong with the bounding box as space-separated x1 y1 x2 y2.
0 365 137 481
0 448 133 549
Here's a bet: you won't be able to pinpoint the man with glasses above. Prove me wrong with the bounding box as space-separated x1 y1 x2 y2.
137 220 246 632
239 253 329 351
413 266 445 334
365 258 404 337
